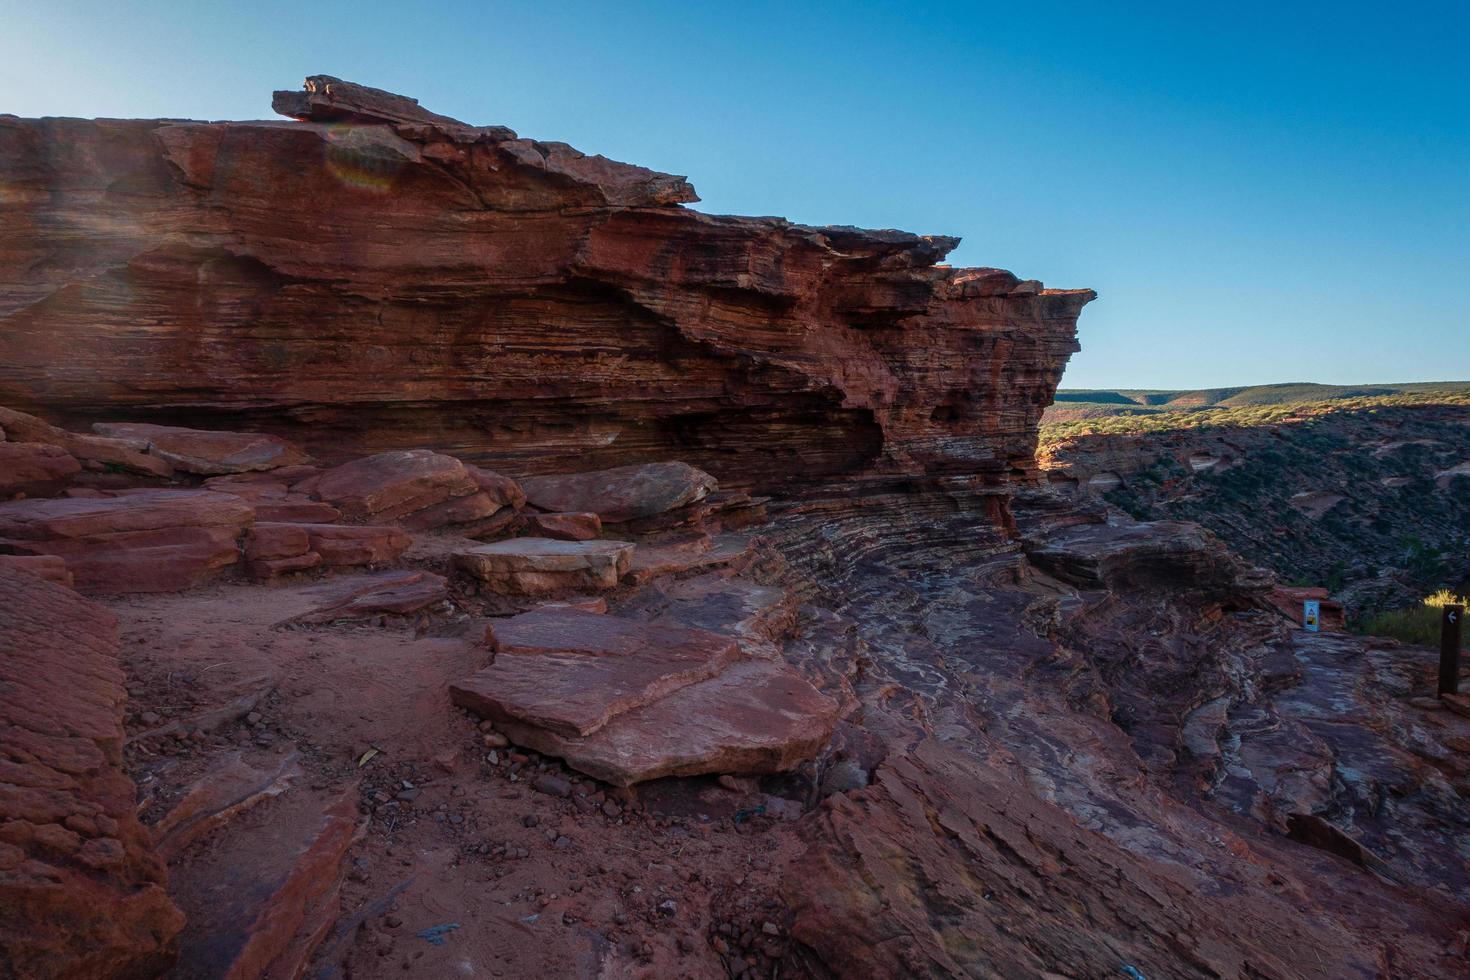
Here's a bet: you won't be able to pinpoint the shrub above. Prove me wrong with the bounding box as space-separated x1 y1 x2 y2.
1358 589 1469 646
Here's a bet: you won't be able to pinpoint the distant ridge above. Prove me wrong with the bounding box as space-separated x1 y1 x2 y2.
1055 381 1470 408
1048 381 1470 424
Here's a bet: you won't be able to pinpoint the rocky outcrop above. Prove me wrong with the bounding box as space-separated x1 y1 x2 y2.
0 567 184 978
90 422 308 475
296 450 517 535
0 441 79 498
1040 402 1470 614
785 738 1444 979
0 75 1092 492
453 538 634 594
0 407 172 479
521 462 717 523
0 490 254 593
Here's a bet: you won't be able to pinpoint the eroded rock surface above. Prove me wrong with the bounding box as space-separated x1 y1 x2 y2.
453 538 634 595
521 462 717 523
0 77 1092 489
0 490 254 593
92 422 309 475
456 608 741 737
0 568 184 978
3 73 1466 980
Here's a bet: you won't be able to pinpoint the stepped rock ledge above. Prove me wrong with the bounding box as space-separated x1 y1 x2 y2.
0 75 1092 491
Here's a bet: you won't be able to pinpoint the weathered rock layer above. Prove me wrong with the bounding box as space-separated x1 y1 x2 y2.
0 76 1092 490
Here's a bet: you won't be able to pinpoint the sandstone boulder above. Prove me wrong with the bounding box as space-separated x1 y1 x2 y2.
0 568 185 977
0 553 73 586
623 533 753 586
298 523 410 567
303 450 475 519
285 570 449 625
92 422 309 475
452 538 634 595
202 478 342 524
521 462 718 524
0 490 254 593
490 660 838 786
453 608 740 737
522 511 602 541
243 519 411 579
0 407 173 478
300 450 517 534
0 441 80 497
467 464 527 510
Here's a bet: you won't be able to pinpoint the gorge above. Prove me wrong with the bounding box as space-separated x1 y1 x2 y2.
0 77 1466 980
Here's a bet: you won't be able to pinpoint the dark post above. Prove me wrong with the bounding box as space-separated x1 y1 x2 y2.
1440 604 1463 696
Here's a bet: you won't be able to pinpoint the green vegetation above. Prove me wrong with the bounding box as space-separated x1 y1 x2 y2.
1040 389 1470 448
1054 380 1470 410
1358 589 1470 646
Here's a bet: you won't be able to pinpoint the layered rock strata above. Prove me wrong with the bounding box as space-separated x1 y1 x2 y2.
0 76 1093 491
0 567 184 977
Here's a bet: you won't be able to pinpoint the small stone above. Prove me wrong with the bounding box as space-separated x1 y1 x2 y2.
246 711 263 725
384 914 403 929
657 899 677 916
601 801 621 818
761 921 780 936
523 814 539 828
553 835 570 850
483 731 508 748
140 711 161 726
533 774 572 798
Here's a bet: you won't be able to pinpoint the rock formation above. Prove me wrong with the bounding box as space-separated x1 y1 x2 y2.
0 76 1092 489
1041 402 1470 613
0 566 184 977
2 76 1468 980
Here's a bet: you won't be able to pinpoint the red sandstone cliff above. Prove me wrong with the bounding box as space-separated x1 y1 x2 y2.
0 76 1092 489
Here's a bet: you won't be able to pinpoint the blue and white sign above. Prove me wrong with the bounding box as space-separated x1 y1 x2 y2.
1303 599 1321 632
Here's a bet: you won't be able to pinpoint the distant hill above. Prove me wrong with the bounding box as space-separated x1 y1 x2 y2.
1046 381 1470 425
1039 387 1470 618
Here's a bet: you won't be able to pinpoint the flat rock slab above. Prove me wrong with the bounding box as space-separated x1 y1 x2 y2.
521 462 717 523
523 511 602 541
285 570 449 625
0 441 80 497
92 422 309 475
624 534 752 586
453 608 740 737
0 553 73 586
452 537 633 594
295 523 411 566
168 785 362 980
494 660 839 785
619 573 797 654
0 490 254 593
0 406 173 477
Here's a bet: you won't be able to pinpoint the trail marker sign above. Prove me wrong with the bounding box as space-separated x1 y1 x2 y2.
1440 604 1463 696
1302 600 1321 632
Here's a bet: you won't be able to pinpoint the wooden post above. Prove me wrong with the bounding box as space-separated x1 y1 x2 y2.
1440 604 1463 696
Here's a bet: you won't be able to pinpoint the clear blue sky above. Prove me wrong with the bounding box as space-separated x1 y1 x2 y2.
4 1 1467 389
